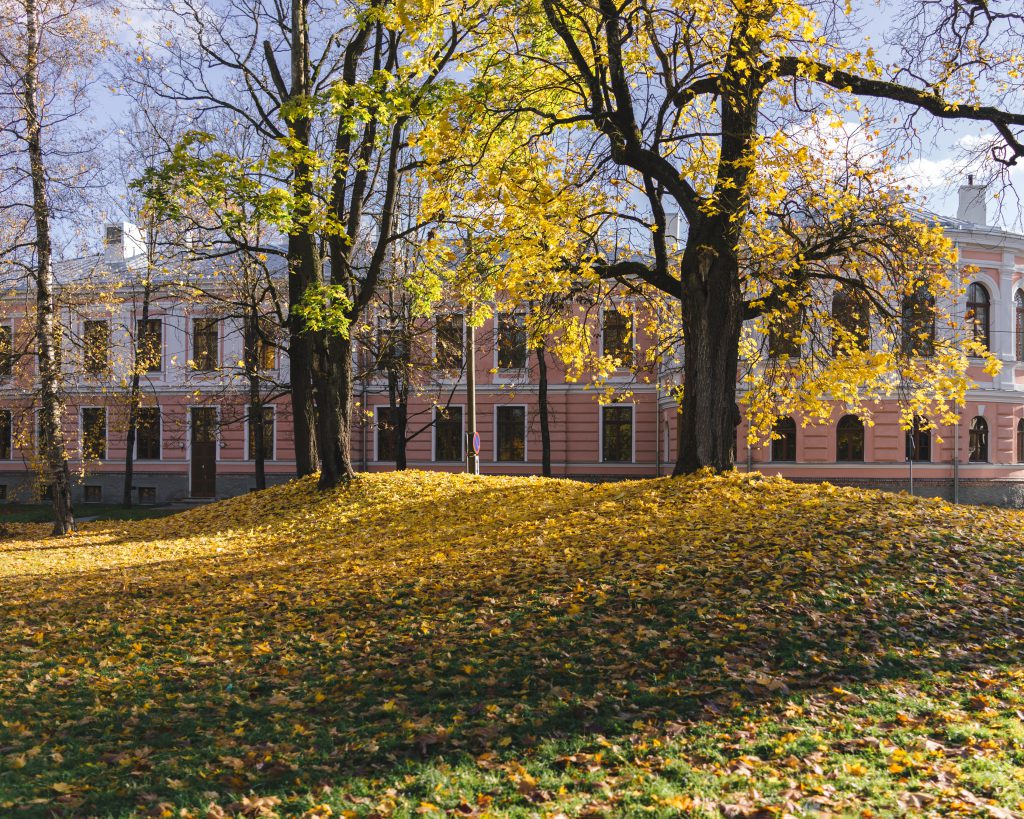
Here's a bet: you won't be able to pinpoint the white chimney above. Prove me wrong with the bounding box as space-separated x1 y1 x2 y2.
664 211 683 247
103 222 146 261
957 176 987 225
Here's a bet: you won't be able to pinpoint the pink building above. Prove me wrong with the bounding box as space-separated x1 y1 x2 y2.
2 185 1024 506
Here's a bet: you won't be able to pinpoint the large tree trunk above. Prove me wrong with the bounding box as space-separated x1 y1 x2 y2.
672 15 762 476
536 344 551 477
315 334 355 487
673 238 744 475
286 0 318 478
25 0 74 535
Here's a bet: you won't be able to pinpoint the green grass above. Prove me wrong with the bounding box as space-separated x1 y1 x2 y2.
0 501 174 523
0 469 1023 817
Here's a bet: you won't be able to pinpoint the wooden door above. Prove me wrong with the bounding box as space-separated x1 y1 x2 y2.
190 407 217 498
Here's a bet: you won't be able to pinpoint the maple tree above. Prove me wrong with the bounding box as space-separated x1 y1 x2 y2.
419 0 1024 474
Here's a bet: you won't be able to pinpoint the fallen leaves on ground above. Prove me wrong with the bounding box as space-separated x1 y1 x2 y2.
1 469 1024 817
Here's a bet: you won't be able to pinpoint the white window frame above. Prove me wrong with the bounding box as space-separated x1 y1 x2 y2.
493 404 528 462
494 311 528 372
190 315 221 371
245 404 276 461
0 323 13 380
374 404 397 462
82 317 111 375
432 313 466 371
135 406 162 462
599 306 635 369
80 406 108 461
599 403 635 464
136 315 165 374
432 404 465 462
0 408 12 460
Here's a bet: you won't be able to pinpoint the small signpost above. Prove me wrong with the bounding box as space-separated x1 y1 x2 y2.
469 431 481 475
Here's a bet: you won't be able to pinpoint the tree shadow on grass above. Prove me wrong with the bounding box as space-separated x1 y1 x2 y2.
0 472 1022 815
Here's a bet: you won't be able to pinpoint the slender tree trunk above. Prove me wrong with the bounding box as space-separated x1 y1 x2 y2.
24 0 73 534
122 277 153 507
244 307 267 490
387 367 409 470
536 344 551 477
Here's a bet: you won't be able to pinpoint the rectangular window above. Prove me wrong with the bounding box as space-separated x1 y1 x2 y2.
376 406 398 461
83 319 110 374
247 405 275 460
0 410 10 460
137 318 163 372
0 325 13 378
435 314 464 370
496 405 526 461
192 317 219 371
602 309 633 366
136 407 161 460
83 485 102 503
375 318 400 372
137 486 157 505
434 406 463 462
82 407 107 460
601 405 633 462
255 321 277 370
497 313 528 370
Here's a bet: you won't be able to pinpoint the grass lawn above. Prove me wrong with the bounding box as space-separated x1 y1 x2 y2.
0 502 175 524
1 470 1023 817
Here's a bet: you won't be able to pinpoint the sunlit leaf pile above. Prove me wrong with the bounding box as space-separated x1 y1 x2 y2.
2 471 1024 817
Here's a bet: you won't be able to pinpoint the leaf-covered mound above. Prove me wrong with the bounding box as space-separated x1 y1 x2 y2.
2 470 1024 817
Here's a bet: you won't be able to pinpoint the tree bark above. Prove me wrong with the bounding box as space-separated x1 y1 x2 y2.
286 0 319 478
25 0 74 534
536 344 552 477
673 240 744 474
314 333 355 487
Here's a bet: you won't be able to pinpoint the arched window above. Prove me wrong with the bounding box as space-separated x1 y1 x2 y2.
901 288 935 357
966 282 991 352
969 416 988 462
1015 291 1024 361
1017 418 1024 463
905 415 931 463
831 289 870 354
771 417 797 461
836 415 865 462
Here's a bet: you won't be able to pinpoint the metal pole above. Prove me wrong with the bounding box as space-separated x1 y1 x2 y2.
465 311 478 474
908 431 914 497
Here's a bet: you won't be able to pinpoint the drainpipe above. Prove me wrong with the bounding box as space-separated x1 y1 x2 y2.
908 437 914 497
952 242 961 504
953 403 960 505
361 380 368 472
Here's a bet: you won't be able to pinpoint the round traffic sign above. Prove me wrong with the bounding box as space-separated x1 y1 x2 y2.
472 431 481 456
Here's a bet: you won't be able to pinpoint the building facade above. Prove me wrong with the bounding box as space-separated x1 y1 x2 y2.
3 186 1024 507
